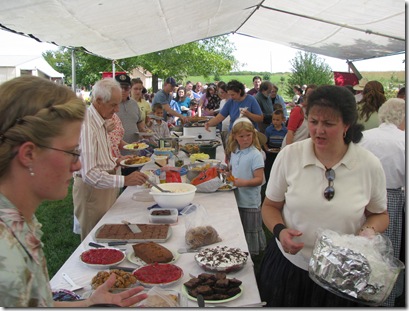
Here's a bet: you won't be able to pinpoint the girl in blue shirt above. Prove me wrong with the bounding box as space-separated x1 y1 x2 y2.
225 117 267 255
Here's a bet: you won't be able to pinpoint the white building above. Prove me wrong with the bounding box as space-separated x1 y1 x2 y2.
0 55 64 84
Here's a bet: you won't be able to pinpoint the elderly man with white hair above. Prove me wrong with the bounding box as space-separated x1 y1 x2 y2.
359 97 405 307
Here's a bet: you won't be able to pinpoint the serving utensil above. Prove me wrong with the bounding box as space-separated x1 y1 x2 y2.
62 273 83 292
109 266 136 273
121 220 142 233
197 294 205 308
177 247 202 254
88 242 105 248
145 179 171 193
88 241 126 251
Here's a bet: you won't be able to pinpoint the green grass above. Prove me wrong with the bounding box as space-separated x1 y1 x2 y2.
35 181 80 278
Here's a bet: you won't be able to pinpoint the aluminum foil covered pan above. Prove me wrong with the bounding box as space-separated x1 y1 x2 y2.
308 229 404 306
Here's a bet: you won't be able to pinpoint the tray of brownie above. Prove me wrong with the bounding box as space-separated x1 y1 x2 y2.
94 223 172 243
182 272 243 303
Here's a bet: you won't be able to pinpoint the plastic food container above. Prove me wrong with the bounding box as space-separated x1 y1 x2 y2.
149 183 197 210
149 208 178 224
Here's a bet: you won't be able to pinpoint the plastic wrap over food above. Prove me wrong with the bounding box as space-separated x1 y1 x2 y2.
309 229 404 306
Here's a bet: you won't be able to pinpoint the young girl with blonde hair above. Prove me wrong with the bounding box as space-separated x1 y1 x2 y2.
225 117 266 255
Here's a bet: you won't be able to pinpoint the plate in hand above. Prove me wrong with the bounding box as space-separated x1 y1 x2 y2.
120 157 152 167
123 142 149 150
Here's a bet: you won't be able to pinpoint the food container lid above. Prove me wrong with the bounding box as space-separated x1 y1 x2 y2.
149 208 179 224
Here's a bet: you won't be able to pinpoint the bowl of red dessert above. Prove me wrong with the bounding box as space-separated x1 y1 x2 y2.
80 248 125 268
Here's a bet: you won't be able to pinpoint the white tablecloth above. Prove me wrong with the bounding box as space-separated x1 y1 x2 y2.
50 143 262 307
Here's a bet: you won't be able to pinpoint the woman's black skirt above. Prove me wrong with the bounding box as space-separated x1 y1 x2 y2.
257 237 366 307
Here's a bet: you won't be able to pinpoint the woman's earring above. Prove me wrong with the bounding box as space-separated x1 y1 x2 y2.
343 131 347 138
29 166 35 177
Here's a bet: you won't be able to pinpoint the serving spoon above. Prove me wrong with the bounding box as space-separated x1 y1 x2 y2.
145 179 171 193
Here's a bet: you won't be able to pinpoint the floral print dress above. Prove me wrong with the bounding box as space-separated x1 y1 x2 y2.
0 194 53 307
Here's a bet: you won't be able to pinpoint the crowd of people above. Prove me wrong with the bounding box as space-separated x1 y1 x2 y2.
0 73 405 307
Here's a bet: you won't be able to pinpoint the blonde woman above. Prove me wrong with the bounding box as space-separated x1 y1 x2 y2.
0 76 147 307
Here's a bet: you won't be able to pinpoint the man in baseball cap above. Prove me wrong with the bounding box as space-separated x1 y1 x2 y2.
165 77 177 87
152 77 188 123
115 73 131 86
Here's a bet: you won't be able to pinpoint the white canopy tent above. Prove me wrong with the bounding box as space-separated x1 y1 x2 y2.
0 0 405 62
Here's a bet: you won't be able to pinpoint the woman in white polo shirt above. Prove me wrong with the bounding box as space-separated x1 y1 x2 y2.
258 85 389 307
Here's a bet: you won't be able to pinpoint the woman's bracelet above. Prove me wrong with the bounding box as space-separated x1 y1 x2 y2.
273 223 287 241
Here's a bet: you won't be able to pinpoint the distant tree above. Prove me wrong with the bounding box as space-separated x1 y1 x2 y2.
43 35 237 92
131 36 235 91
43 48 112 89
263 74 270 81
285 51 333 98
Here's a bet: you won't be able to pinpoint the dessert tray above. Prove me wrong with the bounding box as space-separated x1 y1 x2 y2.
132 263 183 287
95 224 172 243
80 248 125 268
194 246 249 273
127 249 179 266
182 273 243 303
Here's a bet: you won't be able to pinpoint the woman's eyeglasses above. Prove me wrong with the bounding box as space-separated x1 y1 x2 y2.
324 168 335 201
36 144 81 164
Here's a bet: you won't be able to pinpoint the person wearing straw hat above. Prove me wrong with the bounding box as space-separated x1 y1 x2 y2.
225 117 267 256
352 77 368 102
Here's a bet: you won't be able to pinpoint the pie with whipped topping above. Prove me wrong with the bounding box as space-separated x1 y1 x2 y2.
194 246 248 273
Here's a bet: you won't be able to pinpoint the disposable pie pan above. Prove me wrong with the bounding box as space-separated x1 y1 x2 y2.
148 208 178 224
80 248 125 268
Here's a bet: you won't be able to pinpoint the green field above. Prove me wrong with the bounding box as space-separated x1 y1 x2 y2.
187 71 405 86
186 71 405 101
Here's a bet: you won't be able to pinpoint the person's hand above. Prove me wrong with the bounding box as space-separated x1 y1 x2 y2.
180 116 189 124
116 155 132 166
87 273 147 307
105 119 115 132
232 177 242 187
204 122 211 132
279 228 304 255
124 171 148 186
358 226 376 238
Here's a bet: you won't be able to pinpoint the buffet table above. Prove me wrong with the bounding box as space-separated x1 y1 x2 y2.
50 142 262 307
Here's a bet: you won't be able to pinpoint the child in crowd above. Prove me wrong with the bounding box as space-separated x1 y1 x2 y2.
264 109 287 183
188 99 199 117
225 117 267 256
146 103 171 142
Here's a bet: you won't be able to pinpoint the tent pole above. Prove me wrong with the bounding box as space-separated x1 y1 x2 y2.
347 61 362 80
112 60 115 77
71 49 76 92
